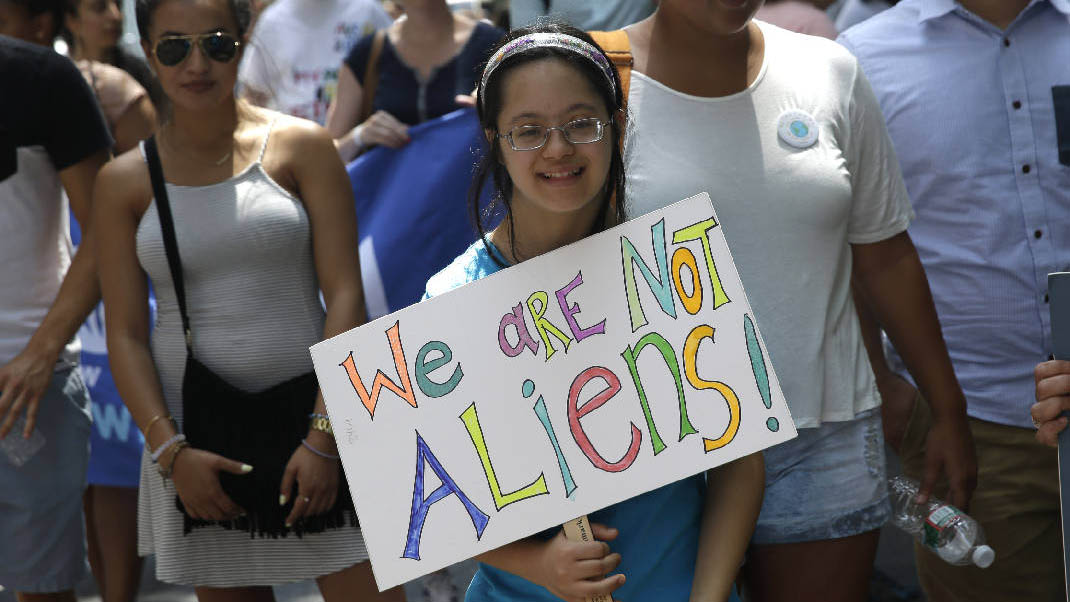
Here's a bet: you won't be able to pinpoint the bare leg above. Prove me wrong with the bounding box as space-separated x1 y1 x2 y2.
194 586 276 602
318 561 406 602
84 485 143 602
84 487 104 596
742 530 880 602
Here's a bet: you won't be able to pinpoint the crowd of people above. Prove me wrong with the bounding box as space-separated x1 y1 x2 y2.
0 0 1067 602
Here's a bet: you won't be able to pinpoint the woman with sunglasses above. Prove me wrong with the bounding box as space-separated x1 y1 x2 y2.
92 0 403 600
423 20 763 602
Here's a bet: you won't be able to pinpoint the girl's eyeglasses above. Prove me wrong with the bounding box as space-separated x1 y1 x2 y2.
498 117 607 151
153 31 241 67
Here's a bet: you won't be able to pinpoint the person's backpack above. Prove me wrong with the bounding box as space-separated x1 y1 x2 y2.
588 29 634 111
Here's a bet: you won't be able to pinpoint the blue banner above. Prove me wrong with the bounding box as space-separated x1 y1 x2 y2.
71 217 150 488
348 108 494 319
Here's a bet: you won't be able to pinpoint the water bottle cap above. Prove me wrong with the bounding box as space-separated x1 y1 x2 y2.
973 545 995 568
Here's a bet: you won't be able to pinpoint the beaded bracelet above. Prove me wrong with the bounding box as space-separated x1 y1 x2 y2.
158 440 190 479
301 438 340 460
151 433 186 462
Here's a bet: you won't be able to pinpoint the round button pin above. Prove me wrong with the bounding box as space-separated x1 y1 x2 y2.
777 110 819 149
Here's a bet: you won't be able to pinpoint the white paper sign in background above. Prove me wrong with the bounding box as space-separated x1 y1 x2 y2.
311 193 797 590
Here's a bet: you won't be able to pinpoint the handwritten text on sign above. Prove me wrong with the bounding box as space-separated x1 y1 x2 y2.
311 193 797 590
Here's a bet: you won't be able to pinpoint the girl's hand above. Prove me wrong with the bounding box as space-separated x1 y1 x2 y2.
280 433 340 527
171 447 251 520
1031 360 1070 446
357 110 411 149
536 524 625 602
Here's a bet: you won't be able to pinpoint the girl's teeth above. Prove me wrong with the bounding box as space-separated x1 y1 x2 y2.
543 168 582 179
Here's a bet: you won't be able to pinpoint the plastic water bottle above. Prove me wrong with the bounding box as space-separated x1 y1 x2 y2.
888 475 995 568
0 413 46 468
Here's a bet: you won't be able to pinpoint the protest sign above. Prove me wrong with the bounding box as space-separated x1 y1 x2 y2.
312 192 797 590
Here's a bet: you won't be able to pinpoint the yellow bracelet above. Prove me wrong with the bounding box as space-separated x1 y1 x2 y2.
309 414 333 436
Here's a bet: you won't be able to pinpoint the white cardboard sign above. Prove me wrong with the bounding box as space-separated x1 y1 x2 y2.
311 193 797 590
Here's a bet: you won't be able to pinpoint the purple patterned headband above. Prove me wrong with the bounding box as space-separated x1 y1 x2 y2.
479 33 617 109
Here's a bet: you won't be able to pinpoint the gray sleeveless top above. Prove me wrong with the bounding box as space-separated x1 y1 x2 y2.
133 120 367 587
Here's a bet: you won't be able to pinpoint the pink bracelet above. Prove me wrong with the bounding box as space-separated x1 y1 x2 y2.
301 438 340 460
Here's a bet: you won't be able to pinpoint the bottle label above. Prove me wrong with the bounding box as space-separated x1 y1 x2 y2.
923 505 962 547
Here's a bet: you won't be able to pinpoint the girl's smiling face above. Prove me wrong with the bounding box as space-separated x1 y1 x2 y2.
495 58 614 222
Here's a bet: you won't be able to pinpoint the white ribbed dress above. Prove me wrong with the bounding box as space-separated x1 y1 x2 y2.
134 125 367 587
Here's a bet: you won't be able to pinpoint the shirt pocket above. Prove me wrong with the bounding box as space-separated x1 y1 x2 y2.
1054 85 1070 167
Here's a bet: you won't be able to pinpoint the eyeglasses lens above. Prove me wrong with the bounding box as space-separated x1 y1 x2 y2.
565 120 601 144
155 38 192 66
203 34 238 62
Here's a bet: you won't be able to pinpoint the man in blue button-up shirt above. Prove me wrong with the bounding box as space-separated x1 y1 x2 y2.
840 1 1069 600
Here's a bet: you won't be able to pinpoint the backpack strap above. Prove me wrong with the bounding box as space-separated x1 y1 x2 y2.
358 30 387 125
588 29 633 108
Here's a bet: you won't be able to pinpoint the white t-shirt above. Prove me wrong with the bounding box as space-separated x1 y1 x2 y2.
239 0 392 124
625 21 913 427
0 147 79 367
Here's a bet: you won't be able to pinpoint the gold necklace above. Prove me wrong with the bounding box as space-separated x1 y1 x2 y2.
162 125 234 166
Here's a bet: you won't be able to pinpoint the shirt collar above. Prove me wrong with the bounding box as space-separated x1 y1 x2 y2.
915 0 957 23
916 0 1070 24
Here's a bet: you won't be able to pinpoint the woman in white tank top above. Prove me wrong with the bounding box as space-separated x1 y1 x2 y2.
91 0 403 599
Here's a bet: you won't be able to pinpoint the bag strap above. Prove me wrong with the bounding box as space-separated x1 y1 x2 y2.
358 30 387 125
588 29 633 109
144 136 193 354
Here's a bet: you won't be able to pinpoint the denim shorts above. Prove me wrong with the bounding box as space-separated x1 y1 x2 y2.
751 408 890 545
0 365 92 592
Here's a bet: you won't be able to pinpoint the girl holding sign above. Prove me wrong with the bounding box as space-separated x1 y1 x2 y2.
92 0 402 600
423 21 765 602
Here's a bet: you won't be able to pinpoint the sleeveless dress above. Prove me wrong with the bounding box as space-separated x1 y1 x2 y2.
134 121 368 587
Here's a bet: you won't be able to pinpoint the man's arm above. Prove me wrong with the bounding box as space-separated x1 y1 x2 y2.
0 148 108 438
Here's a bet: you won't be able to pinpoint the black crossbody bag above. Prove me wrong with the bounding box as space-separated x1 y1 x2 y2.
144 136 356 537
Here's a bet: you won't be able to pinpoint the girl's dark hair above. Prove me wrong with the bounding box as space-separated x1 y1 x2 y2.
134 0 251 41
469 19 627 268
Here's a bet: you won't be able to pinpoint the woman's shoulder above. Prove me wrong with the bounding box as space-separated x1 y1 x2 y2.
77 59 149 123
96 143 153 214
759 20 860 88
423 239 501 300
257 108 335 154
343 28 386 77
467 20 506 55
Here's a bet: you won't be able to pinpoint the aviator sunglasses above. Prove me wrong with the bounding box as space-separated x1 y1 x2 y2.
152 31 240 67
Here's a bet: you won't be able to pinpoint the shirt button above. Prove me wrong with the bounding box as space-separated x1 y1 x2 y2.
1023 164 1031 174
1012 100 1022 110
1003 37 1011 47
1044 293 1050 303
1035 230 1043 239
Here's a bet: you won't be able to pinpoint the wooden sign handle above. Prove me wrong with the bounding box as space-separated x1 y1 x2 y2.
562 515 613 602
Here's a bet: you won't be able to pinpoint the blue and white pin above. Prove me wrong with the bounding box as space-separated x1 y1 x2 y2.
777 109 819 149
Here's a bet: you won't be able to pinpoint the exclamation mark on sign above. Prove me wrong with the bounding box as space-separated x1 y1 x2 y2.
744 314 779 433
